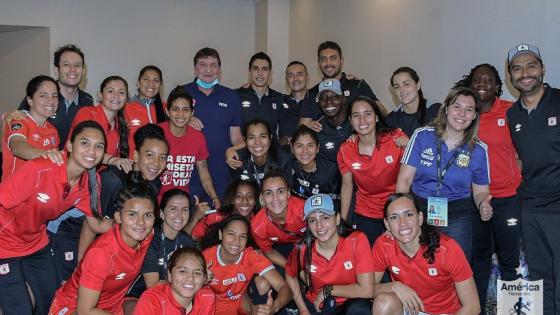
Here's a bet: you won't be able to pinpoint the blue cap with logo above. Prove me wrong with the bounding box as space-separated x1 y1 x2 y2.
304 194 335 220
318 79 342 95
508 43 542 65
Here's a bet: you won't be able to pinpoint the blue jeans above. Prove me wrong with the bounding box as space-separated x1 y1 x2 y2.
438 214 472 261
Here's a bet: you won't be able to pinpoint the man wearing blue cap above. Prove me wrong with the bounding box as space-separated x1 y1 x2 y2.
506 43 560 314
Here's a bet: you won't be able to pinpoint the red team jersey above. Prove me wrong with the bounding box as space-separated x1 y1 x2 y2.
50 225 154 315
134 283 216 315
371 233 473 314
158 122 209 198
337 130 405 218
285 231 374 305
124 101 165 156
203 245 275 315
1 114 58 179
192 211 226 240
70 105 121 156
478 98 522 197
251 196 306 253
0 157 93 258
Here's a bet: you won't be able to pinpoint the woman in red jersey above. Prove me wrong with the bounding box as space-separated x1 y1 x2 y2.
202 214 292 315
188 179 259 240
0 120 106 315
2 75 61 179
134 247 215 315
70 75 132 172
285 194 374 315
49 182 157 315
338 96 406 245
372 193 479 315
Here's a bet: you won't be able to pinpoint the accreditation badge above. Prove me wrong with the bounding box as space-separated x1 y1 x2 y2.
427 197 448 227
456 152 470 168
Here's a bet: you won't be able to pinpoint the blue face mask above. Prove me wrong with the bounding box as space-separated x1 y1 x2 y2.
196 78 219 89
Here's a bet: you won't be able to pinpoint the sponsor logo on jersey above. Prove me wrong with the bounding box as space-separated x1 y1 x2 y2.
507 218 518 226
32 134 40 140
421 148 434 161
515 124 522 132
283 103 289 109
223 276 238 285
131 119 141 126
10 123 23 131
351 162 362 170
325 142 334 149
37 193 50 203
242 101 251 108
115 272 126 280
218 102 228 108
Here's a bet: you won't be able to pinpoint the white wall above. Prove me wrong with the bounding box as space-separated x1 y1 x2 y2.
0 27 50 113
290 0 560 109
0 0 255 110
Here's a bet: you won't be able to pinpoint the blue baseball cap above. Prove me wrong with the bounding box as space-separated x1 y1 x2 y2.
318 79 342 95
304 194 335 220
508 43 542 65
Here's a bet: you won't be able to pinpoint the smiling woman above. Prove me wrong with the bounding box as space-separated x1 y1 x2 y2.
49 182 157 315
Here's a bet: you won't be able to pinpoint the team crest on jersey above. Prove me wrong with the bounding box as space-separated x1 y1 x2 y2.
10 123 23 131
497 119 506 127
385 155 394 164
242 101 251 108
65 251 74 261
344 90 350 97
548 116 557 126
0 263 9 275
237 273 247 282
344 261 353 270
428 267 438 276
272 103 277 110
456 153 470 168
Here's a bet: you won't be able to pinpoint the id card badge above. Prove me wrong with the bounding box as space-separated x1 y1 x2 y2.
427 197 448 227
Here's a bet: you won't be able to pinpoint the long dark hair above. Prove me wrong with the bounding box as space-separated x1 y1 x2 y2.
348 95 396 146
219 179 260 217
69 120 107 220
100 76 129 158
200 214 255 250
390 67 428 125
384 193 440 264
298 214 353 293
242 118 281 164
138 65 167 123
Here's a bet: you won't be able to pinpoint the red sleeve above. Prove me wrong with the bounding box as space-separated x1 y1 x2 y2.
285 245 302 278
79 247 111 291
443 238 473 283
250 213 273 253
394 129 406 161
337 143 350 175
4 118 30 146
133 291 162 314
192 219 208 240
247 248 275 276
352 232 375 274
195 130 210 161
0 160 39 208
371 235 389 273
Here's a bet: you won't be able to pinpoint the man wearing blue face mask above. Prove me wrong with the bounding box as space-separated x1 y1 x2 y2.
182 47 244 203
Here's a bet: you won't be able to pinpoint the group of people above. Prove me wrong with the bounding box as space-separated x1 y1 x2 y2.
0 39 558 315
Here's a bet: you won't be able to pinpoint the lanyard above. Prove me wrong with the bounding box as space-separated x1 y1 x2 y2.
435 140 461 195
161 230 180 272
249 155 268 186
